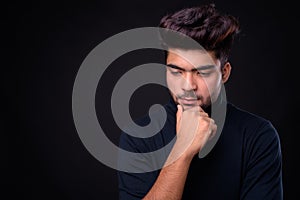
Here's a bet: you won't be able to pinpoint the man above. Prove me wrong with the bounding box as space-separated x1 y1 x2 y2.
118 3 283 200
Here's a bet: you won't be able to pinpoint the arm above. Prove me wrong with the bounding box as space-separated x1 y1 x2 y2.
143 105 217 200
241 121 283 200
142 151 192 200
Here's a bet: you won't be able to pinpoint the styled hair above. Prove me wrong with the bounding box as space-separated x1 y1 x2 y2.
159 3 240 66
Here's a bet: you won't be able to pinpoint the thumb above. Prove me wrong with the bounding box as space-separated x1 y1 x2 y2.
176 104 183 133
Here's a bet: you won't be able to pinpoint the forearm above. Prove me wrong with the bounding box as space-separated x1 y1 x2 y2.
143 153 193 200
142 105 215 199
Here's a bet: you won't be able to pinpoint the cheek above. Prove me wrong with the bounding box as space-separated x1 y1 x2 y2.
166 73 178 93
204 75 222 99
199 74 221 91
196 80 211 99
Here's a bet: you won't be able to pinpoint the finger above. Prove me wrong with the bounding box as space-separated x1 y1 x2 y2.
199 111 209 117
190 105 208 113
185 105 203 113
176 104 183 132
208 123 217 140
198 105 205 112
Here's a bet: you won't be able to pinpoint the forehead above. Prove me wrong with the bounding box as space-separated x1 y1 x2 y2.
166 48 220 70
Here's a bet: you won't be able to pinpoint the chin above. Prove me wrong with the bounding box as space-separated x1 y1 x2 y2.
178 99 202 109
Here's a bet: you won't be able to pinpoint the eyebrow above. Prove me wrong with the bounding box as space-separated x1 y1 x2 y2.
166 64 216 72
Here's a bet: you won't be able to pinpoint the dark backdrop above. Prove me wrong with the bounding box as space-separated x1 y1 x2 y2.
10 0 298 199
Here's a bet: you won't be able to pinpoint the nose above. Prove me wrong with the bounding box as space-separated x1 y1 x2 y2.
182 72 197 91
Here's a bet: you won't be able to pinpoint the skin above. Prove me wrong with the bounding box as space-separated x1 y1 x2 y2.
143 48 231 200
166 48 231 110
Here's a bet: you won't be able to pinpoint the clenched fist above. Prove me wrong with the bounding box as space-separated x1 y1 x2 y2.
175 104 217 159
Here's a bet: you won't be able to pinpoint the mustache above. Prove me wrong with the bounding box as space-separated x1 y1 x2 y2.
176 91 202 100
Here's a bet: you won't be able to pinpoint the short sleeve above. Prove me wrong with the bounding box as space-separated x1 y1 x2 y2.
241 121 283 200
117 132 160 200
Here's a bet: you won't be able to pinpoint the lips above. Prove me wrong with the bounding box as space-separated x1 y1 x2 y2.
178 98 199 105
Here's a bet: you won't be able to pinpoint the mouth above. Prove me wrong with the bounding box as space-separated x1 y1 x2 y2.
178 97 199 106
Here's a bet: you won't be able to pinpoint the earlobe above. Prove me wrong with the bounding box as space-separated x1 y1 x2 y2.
221 62 232 83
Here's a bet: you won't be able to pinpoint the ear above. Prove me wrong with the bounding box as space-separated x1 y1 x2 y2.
221 62 232 83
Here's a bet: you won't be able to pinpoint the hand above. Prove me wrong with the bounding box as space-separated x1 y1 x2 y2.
175 104 217 159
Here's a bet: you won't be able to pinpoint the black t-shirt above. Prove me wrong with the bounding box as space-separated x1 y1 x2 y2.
118 98 283 200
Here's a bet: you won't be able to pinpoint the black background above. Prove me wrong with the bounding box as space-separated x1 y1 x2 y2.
10 0 298 199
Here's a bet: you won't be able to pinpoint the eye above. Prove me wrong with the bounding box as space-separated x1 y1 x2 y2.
170 71 182 76
196 71 211 77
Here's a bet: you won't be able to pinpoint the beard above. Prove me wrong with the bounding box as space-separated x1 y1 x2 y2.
172 91 212 109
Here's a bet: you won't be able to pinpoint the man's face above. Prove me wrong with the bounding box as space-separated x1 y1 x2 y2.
166 48 225 110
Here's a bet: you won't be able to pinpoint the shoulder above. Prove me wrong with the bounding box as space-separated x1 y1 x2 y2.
227 102 281 153
228 103 284 199
227 102 277 133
